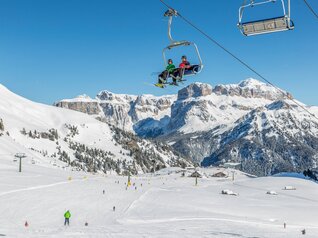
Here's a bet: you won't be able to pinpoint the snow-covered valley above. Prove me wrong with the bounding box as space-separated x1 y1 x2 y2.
0 156 317 237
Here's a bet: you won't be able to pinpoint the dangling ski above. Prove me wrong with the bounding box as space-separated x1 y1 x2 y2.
146 74 187 88
154 83 165 88
144 82 166 88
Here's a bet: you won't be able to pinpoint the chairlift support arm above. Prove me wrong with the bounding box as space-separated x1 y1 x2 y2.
161 8 204 76
164 9 178 45
239 0 288 23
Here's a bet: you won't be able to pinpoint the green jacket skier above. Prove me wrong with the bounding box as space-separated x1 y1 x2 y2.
166 61 176 73
64 210 71 226
156 59 176 87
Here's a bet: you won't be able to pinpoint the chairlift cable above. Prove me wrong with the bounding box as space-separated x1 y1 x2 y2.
159 0 318 120
303 0 318 20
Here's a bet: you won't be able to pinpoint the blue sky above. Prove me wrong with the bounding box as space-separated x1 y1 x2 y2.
0 0 317 105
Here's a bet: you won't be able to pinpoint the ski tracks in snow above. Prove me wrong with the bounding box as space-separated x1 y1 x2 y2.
0 177 97 198
121 216 318 229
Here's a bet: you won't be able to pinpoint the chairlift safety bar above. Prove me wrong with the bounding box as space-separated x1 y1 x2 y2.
238 0 293 36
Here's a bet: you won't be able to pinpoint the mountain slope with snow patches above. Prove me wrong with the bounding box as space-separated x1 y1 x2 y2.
55 78 318 176
0 84 190 174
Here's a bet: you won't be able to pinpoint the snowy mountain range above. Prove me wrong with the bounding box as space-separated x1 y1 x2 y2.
0 84 190 175
55 78 318 176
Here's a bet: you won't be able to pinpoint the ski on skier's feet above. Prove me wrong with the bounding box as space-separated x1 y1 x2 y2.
154 83 165 88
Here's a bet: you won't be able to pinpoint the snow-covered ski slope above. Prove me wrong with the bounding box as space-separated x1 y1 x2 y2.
0 84 125 162
0 84 187 173
0 157 317 238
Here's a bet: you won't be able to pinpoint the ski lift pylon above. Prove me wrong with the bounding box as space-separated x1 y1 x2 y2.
238 0 294 36
162 9 203 76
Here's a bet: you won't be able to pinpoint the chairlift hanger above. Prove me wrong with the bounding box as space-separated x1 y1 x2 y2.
238 0 294 36
162 8 203 76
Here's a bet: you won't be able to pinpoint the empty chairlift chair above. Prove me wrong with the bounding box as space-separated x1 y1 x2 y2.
238 0 294 36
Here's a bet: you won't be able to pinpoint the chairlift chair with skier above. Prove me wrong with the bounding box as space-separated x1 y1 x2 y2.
155 8 203 88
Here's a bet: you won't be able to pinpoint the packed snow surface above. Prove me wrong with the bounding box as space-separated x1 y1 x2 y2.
0 157 317 237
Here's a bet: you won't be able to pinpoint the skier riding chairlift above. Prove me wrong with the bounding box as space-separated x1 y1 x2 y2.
154 8 203 88
156 59 182 87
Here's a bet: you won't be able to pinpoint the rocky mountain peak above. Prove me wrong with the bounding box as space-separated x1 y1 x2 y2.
177 82 212 101
97 90 137 105
213 78 288 101
97 90 116 101
75 94 92 100
135 95 156 106
238 78 266 87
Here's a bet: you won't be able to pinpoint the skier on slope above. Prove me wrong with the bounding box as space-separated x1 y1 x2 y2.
64 210 71 226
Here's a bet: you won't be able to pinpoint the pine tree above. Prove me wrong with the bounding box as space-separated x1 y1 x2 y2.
0 119 4 131
21 128 27 135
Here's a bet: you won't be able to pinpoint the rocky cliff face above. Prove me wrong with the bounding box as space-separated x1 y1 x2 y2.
56 91 176 132
212 78 291 100
55 101 101 115
177 82 213 100
54 95 101 115
55 78 318 176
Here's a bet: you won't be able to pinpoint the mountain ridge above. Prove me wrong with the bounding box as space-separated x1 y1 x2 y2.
55 78 318 176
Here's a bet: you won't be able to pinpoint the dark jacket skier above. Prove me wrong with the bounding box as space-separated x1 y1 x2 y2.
157 59 176 85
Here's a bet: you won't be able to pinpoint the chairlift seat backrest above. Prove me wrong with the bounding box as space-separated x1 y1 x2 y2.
183 65 201 76
239 16 294 36
164 64 201 79
167 41 191 50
